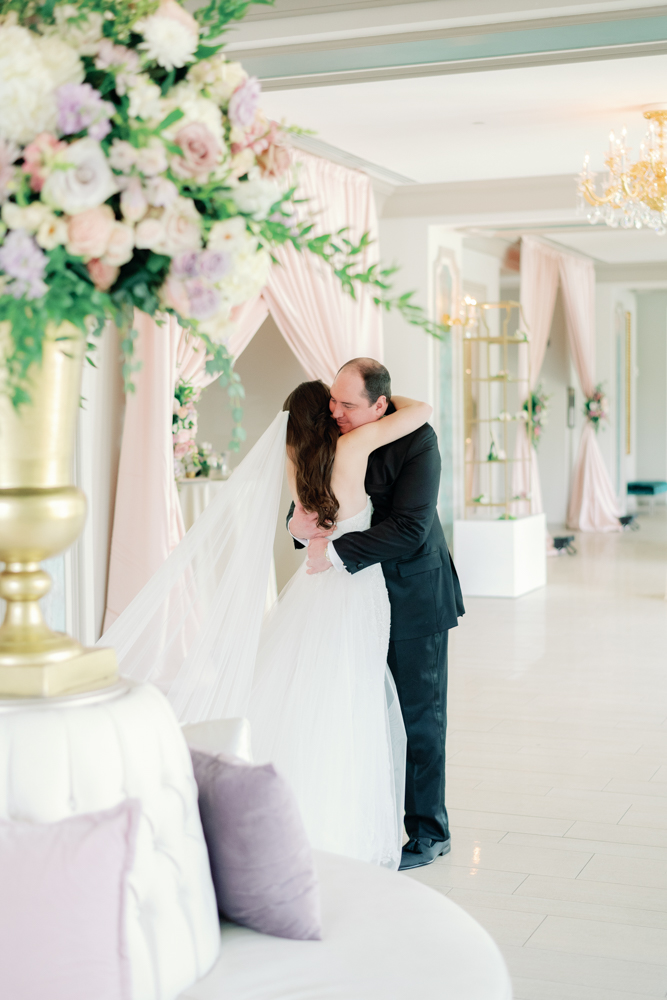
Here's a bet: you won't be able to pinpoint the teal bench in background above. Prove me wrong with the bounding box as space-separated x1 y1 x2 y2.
627 481 667 513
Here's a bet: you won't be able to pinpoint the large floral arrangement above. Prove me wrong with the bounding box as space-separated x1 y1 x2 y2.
584 383 608 432
0 0 440 442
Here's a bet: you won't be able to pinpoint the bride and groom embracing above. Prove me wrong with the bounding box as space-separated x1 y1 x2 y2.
105 357 464 873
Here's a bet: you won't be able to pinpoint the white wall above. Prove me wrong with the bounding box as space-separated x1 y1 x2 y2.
635 291 667 483
462 248 500 305
596 284 637 508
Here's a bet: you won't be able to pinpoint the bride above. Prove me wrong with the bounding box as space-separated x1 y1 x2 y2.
100 379 432 870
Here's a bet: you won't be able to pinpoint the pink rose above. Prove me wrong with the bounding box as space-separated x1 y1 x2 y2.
146 176 178 207
67 205 115 260
159 198 202 255
22 133 66 193
257 141 291 179
174 441 191 458
135 215 165 250
162 275 190 316
120 176 148 223
102 222 134 266
172 123 221 183
87 258 119 291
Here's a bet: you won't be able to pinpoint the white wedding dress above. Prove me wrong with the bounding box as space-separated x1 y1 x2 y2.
249 499 403 868
99 412 405 869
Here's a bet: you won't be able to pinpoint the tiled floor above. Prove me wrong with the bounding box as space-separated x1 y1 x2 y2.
403 511 667 1000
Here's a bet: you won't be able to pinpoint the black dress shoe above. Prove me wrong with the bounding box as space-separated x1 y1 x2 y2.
398 837 451 871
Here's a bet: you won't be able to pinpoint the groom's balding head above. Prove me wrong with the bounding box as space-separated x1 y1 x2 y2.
330 358 391 433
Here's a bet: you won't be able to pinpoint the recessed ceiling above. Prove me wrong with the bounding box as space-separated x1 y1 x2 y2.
545 227 667 262
260 53 667 183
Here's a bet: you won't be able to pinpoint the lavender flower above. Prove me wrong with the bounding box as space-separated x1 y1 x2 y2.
228 77 261 128
198 249 231 282
0 229 48 299
185 279 221 320
56 83 114 141
172 251 200 279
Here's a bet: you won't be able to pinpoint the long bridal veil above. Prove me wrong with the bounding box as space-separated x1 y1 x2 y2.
98 411 289 723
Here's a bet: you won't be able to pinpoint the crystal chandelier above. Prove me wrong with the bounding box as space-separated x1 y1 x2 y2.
578 110 667 235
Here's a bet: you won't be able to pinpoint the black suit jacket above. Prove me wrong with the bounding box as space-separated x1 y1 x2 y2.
289 418 464 642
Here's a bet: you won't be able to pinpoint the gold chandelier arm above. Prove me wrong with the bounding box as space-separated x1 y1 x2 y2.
579 178 618 208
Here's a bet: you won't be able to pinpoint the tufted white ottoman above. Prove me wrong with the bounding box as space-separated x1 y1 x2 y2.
0 680 220 1000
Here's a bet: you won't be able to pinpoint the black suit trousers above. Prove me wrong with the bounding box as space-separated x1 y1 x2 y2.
387 630 449 842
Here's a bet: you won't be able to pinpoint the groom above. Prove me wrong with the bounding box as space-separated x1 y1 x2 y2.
289 358 464 870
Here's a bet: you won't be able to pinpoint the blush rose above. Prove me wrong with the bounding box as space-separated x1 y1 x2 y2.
172 123 221 183
66 204 115 260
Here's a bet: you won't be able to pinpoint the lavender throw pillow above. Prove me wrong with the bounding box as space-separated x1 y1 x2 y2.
0 799 140 1000
191 750 321 940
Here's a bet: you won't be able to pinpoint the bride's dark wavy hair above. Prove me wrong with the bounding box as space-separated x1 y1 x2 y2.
283 380 340 529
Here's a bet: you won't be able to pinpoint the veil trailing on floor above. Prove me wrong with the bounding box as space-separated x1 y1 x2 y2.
98 411 289 724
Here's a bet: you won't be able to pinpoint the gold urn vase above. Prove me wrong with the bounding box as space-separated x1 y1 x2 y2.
0 323 117 697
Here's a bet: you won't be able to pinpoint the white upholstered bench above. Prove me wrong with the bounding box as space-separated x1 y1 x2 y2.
181 718 512 1000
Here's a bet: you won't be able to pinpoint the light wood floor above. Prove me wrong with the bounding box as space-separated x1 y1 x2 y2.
403 510 667 1000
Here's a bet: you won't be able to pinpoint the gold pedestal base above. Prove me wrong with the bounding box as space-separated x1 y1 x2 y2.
0 647 118 698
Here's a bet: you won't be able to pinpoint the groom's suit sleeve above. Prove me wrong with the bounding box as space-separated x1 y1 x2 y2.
332 426 440 574
286 502 306 550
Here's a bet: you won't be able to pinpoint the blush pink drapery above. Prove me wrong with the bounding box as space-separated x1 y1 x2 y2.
102 152 382 631
103 316 221 631
228 150 383 377
513 236 561 515
514 236 620 533
560 253 621 531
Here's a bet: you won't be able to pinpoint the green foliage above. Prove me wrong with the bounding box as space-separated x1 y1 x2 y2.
0 247 112 406
2 0 160 37
194 0 274 40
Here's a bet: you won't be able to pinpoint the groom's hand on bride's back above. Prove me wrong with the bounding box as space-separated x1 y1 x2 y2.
290 502 334 541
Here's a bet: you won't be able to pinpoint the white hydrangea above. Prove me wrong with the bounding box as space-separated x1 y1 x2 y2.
53 5 104 55
0 25 83 145
218 241 271 306
127 74 164 123
187 55 247 105
2 200 51 233
138 13 198 70
231 173 281 221
207 216 249 255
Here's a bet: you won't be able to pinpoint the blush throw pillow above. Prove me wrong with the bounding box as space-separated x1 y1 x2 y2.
0 799 140 1000
191 750 321 940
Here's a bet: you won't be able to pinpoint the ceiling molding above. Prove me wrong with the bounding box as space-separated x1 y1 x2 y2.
257 38 667 89
289 133 415 184
228 5 667 54
382 174 578 219
596 261 667 280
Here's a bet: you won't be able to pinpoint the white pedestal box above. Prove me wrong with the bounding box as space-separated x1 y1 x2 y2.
454 513 547 598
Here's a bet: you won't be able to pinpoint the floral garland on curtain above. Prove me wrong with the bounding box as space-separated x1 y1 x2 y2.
584 383 608 432
522 384 550 449
172 378 200 478
0 0 443 436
